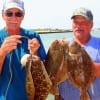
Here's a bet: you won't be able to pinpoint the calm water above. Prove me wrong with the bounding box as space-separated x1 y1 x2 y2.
40 30 100 52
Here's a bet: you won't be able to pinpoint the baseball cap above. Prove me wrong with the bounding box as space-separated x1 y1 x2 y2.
71 7 93 21
2 0 25 13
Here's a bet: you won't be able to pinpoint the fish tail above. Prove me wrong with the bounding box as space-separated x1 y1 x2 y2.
80 89 90 100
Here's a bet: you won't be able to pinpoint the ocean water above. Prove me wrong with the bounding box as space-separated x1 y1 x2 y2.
40 30 100 52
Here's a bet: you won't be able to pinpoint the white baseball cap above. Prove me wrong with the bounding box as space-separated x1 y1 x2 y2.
2 0 25 13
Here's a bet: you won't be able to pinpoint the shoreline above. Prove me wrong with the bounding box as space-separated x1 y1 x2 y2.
38 31 72 34
32 29 72 34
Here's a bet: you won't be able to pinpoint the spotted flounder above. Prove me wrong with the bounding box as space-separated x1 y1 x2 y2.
21 54 52 100
44 39 69 95
67 41 95 100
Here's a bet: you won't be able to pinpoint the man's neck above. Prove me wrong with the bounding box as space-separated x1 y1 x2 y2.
74 36 91 46
5 27 21 35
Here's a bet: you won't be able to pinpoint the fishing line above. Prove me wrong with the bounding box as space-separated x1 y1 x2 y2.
4 52 13 100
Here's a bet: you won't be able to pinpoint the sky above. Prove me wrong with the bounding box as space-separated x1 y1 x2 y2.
0 0 99 29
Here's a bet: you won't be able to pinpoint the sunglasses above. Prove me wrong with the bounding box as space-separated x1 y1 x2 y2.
5 11 23 17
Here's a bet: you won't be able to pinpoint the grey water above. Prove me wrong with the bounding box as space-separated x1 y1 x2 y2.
40 30 100 52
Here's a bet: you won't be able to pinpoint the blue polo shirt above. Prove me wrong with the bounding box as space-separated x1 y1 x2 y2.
0 28 46 100
58 36 100 100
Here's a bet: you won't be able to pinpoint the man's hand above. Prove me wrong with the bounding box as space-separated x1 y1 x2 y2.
28 38 40 55
0 35 22 55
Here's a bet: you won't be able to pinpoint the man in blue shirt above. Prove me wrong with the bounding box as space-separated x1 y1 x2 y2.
0 0 46 100
59 7 100 100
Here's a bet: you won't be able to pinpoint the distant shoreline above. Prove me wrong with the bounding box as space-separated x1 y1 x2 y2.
38 31 72 34
32 28 72 34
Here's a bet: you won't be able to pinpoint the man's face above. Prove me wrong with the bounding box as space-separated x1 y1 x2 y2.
2 8 24 29
72 15 93 40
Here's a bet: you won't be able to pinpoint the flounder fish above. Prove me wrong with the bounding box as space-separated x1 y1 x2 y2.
21 54 52 100
67 41 95 100
44 39 69 96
